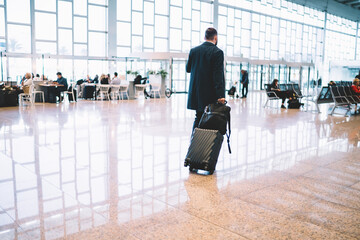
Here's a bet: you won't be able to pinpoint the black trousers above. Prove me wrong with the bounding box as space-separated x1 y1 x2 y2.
276 90 294 104
192 110 204 132
242 83 248 97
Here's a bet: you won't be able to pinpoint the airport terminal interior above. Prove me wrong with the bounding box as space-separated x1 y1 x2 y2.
1 0 360 239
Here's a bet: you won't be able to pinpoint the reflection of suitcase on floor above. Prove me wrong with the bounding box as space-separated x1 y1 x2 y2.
184 128 223 175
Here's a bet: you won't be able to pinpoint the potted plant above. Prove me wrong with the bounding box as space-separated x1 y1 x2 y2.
132 71 139 76
147 70 156 75
157 69 168 79
126 70 139 81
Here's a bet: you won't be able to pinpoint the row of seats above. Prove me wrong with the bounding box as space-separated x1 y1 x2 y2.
263 83 303 108
329 85 360 115
307 86 359 116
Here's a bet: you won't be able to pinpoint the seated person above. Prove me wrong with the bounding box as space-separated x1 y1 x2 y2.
328 81 336 86
351 78 360 114
21 73 33 87
100 74 108 84
351 78 360 95
93 74 99 83
270 79 292 109
33 74 41 81
85 75 92 83
55 72 68 101
111 72 121 85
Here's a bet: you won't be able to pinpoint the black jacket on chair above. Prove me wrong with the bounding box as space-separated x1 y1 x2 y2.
186 41 225 111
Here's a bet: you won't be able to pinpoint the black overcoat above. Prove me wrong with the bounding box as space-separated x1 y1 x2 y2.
186 42 225 111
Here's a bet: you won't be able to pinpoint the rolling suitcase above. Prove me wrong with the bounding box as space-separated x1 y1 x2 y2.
184 128 223 174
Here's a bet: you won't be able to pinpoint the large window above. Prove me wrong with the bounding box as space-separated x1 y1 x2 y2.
0 0 358 87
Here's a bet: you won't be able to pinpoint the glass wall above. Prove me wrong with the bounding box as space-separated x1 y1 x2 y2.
0 0 358 88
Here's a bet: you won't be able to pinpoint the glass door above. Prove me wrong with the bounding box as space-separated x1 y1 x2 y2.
172 59 187 93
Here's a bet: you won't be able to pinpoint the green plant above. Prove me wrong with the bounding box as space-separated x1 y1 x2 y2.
126 70 132 75
132 71 139 76
157 69 168 79
148 70 156 75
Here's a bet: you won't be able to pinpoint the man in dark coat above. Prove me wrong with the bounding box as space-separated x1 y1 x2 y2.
55 72 68 102
240 69 249 98
186 27 225 131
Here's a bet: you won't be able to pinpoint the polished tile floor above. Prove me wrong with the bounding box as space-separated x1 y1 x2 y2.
0 92 360 239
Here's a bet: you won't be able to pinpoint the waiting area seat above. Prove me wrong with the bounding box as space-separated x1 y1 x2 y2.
263 84 281 108
307 86 360 116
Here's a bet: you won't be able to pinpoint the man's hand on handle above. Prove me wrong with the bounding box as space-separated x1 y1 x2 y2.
217 98 226 104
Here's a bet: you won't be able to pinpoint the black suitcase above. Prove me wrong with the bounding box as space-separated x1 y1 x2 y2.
184 128 223 174
228 86 236 96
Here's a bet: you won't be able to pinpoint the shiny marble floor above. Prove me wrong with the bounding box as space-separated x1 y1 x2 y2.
0 92 360 240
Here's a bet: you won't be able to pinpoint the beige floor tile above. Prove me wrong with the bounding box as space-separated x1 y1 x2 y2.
276 175 346 200
303 167 359 187
293 199 360 238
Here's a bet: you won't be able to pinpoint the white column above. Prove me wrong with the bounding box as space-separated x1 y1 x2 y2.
213 0 219 30
30 0 36 74
108 0 117 74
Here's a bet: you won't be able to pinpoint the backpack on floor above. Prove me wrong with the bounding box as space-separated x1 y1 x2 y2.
287 97 301 109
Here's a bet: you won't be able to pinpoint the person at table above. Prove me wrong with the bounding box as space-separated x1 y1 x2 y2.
55 72 68 101
21 73 33 86
270 79 292 109
111 72 121 85
85 75 92 83
100 74 108 84
33 74 41 81
93 74 99 83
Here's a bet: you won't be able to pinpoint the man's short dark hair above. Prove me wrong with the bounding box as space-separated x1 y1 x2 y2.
205 27 217 40
114 72 118 76
56 72 62 76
